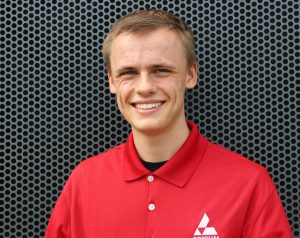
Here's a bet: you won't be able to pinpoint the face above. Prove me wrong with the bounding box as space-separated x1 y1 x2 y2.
108 27 197 136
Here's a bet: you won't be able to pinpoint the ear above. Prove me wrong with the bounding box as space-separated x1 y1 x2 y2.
185 62 198 89
108 71 116 94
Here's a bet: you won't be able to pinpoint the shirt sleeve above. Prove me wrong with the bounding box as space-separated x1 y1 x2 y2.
249 188 293 238
243 169 293 238
44 177 72 238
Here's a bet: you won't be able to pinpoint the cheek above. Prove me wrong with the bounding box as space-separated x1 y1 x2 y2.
115 83 133 104
160 78 186 97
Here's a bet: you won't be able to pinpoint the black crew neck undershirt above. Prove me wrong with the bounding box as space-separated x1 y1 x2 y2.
140 159 167 172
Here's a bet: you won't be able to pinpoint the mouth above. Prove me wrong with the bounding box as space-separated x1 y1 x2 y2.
131 101 165 110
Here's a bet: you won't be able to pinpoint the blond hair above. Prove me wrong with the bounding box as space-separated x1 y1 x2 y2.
102 9 196 71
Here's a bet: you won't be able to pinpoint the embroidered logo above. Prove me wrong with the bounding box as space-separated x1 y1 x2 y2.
193 213 219 238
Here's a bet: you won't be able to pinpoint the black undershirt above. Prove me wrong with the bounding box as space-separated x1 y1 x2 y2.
140 159 168 172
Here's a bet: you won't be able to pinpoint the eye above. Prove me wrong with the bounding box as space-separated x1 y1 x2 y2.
124 71 136 75
118 71 137 78
154 68 171 75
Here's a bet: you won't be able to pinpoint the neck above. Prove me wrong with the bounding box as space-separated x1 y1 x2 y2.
132 120 190 163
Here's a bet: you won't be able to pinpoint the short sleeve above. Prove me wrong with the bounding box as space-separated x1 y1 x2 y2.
44 176 72 238
249 188 293 238
242 169 293 238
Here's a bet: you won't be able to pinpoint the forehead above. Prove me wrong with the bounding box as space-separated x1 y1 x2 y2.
110 27 187 68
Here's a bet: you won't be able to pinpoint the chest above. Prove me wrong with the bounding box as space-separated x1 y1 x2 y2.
72 172 253 238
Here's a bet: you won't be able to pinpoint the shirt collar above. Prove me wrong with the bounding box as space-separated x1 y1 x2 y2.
122 121 208 187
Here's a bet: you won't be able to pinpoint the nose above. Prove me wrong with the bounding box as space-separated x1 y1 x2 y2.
135 72 157 95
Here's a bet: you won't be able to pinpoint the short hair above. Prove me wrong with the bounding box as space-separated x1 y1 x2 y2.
102 9 196 71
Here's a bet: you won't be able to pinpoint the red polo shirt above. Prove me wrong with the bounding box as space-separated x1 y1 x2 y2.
45 122 293 238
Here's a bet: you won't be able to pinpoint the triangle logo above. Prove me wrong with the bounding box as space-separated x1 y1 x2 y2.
193 213 219 238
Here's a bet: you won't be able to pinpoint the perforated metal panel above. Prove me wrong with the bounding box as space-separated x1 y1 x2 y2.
1 0 299 237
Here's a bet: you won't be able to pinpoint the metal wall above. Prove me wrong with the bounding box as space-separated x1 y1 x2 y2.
1 0 299 237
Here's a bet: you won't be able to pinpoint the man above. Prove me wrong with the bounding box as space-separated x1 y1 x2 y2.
45 9 293 238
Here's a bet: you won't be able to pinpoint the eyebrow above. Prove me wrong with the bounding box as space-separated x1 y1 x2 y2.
151 64 175 69
115 63 175 74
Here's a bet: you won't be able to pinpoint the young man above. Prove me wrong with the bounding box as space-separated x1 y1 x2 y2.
45 9 293 238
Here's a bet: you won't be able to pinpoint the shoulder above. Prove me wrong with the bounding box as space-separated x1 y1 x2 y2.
69 143 124 180
203 139 271 181
202 139 277 202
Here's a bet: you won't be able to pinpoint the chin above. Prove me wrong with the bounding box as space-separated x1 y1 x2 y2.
131 119 167 135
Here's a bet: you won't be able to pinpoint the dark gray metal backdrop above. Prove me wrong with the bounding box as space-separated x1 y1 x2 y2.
1 0 299 237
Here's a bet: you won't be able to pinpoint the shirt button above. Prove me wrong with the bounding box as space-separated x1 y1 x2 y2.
148 203 155 211
147 175 154 182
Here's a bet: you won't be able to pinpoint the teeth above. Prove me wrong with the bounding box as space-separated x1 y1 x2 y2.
135 102 162 110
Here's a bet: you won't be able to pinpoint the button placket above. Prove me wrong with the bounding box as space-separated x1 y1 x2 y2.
146 174 156 212
145 174 157 237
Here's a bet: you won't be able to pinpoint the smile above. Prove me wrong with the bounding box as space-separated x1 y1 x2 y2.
133 102 164 110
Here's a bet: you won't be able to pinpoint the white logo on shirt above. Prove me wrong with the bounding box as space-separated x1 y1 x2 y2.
193 213 219 238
